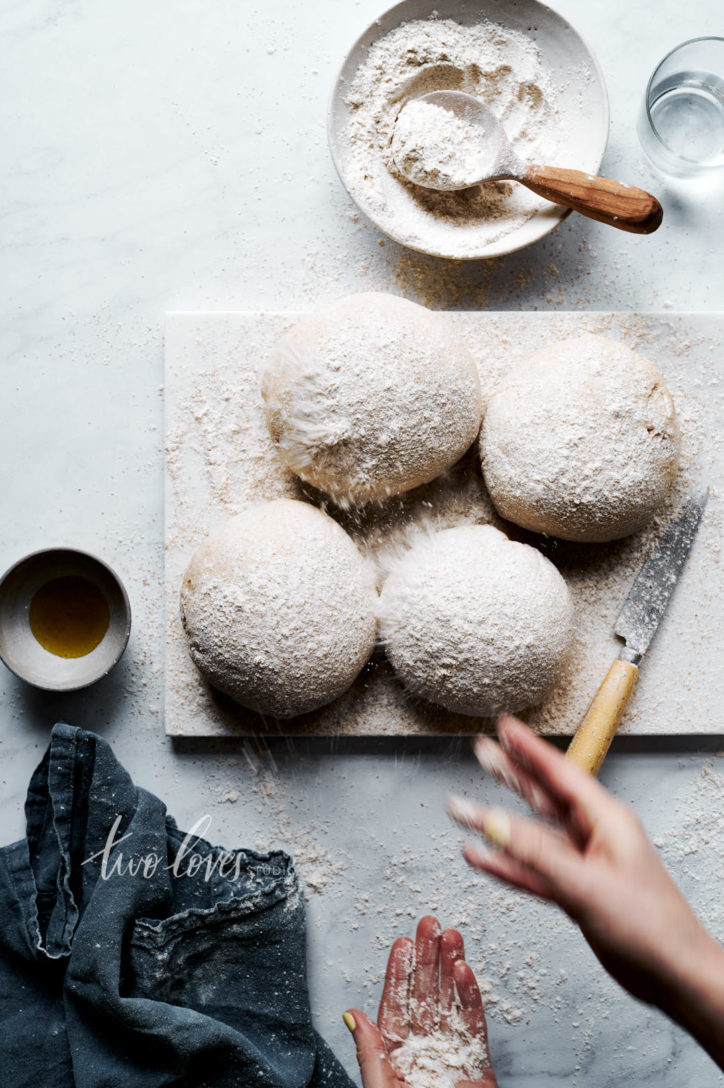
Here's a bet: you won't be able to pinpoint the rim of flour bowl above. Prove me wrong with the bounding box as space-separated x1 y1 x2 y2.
328 0 610 261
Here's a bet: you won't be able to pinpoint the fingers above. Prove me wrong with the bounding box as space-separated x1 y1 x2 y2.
382 923 468 1036
453 960 488 1044
462 841 555 901
378 937 413 1046
439 928 464 1027
448 796 584 909
473 735 559 821
343 1010 400 1088
496 714 614 833
410 915 441 1033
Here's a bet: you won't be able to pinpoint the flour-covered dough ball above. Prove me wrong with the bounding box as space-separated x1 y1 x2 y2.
480 334 680 543
261 293 482 503
180 500 377 718
379 524 573 716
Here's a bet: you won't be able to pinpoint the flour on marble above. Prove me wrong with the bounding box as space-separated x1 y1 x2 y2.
164 311 722 738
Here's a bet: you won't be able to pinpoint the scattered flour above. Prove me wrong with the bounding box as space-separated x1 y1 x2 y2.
211 752 346 899
342 16 564 257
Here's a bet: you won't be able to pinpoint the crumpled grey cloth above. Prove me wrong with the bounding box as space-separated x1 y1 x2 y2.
0 723 354 1088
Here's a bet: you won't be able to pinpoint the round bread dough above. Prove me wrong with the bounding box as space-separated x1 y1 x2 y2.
261 292 482 504
480 334 680 543
378 524 573 716
180 499 378 718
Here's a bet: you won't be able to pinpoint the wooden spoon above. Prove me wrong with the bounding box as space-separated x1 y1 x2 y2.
393 91 663 235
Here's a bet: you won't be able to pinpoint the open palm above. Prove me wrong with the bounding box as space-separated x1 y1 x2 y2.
345 916 497 1088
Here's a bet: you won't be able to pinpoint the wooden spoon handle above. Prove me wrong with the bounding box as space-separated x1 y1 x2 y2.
521 165 663 234
566 658 639 775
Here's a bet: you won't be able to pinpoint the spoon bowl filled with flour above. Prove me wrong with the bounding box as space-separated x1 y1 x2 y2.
391 93 508 191
329 0 609 258
393 90 662 233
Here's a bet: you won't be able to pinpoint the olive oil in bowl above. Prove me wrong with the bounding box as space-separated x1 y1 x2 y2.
29 575 110 658
0 548 131 691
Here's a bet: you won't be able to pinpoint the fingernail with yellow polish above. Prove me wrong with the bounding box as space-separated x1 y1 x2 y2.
343 1012 356 1033
482 807 511 847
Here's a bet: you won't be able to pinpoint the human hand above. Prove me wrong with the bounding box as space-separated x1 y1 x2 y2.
448 714 724 1067
343 916 497 1088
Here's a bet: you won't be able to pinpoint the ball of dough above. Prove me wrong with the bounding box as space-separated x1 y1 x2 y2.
480 334 680 543
180 500 378 718
379 524 573 716
261 292 482 503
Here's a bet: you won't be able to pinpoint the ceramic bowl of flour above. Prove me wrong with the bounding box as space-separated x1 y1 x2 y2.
329 0 609 259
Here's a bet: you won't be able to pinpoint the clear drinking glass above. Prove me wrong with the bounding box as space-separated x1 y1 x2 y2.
638 37 724 176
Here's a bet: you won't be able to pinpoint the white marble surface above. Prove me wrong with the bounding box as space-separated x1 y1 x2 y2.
1 0 723 1085
164 309 723 739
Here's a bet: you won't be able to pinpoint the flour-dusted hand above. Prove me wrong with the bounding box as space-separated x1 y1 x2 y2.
344 917 497 1088
448 714 724 1071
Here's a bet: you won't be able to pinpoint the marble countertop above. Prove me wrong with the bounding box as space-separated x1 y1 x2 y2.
1 0 723 1084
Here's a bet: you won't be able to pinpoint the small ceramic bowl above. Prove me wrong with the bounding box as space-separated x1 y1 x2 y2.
0 549 131 692
329 0 610 259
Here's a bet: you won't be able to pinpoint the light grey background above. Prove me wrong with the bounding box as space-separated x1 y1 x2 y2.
1 1 723 1085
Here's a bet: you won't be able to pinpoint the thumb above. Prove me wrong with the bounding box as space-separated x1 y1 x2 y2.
343 1009 399 1088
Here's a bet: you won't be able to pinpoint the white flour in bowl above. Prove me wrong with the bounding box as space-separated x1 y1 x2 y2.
343 16 564 257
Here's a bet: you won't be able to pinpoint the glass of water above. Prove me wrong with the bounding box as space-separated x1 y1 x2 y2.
638 37 724 176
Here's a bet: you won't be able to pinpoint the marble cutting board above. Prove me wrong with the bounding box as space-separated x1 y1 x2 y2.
164 310 723 738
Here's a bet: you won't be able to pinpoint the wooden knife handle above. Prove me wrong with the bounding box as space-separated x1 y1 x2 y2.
521 166 663 235
566 659 639 775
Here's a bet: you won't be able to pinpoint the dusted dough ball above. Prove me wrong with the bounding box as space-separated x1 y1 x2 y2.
261 292 482 504
379 524 573 716
480 334 680 543
180 500 377 718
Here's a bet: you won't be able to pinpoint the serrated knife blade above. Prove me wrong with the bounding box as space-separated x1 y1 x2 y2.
615 489 709 664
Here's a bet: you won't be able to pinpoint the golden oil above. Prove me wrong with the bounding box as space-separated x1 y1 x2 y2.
29 576 110 659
